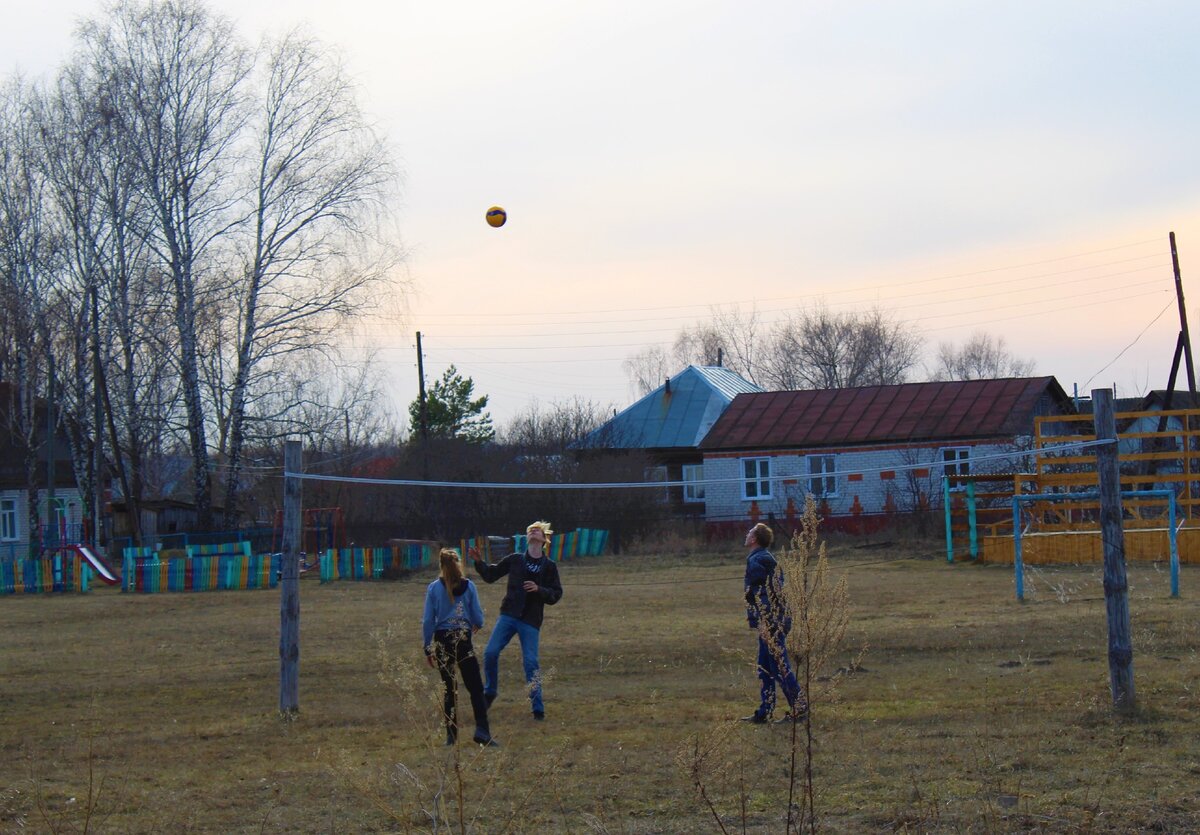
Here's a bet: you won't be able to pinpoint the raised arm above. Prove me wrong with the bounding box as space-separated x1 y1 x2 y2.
471 550 513 584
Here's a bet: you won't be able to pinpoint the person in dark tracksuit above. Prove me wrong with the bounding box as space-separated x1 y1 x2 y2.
741 522 808 724
470 520 563 721
422 548 495 746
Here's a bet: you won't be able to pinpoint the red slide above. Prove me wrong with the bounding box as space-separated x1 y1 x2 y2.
70 544 121 585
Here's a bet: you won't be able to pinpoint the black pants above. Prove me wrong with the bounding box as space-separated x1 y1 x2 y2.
433 629 490 737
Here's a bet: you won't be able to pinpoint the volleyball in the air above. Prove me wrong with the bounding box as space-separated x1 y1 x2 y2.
486 206 507 228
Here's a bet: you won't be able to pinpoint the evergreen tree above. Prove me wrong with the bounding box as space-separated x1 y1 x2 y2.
409 365 494 443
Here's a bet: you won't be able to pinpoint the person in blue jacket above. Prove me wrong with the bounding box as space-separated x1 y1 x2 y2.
423 548 495 746
470 520 563 721
741 522 807 724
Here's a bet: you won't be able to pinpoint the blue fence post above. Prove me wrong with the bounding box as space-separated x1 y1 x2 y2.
1012 497 1024 602
943 477 954 563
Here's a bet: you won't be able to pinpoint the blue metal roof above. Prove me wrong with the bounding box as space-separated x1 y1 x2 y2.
579 365 762 450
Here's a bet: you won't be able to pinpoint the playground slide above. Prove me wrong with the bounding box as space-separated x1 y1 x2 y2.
71 545 121 585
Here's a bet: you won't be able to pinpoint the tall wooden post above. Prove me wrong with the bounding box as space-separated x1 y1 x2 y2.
279 439 303 716
1169 232 1196 395
1093 389 1135 713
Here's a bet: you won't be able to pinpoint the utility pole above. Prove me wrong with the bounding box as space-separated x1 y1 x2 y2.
415 331 429 444
1171 231 1197 396
1149 234 1196 490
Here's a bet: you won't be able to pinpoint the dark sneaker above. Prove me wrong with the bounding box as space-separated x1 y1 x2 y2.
445 731 457 746
485 692 497 708
473 735 499 747
532 710 545 721
740 712 769 724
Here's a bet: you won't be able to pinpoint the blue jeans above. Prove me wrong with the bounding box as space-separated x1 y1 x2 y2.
756 635 803 719
483 614 543 713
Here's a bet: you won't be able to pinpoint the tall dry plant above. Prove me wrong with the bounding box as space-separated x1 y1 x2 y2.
777 495 854 832
685 495 855 834
326 621 495 832
329 621 562 832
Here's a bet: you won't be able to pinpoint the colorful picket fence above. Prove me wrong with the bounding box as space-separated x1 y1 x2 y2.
1 554 91 594
319 542 439 582
121 544 279 593
512 528 609 561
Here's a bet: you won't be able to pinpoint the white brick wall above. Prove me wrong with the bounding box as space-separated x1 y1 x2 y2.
701 442 1029 524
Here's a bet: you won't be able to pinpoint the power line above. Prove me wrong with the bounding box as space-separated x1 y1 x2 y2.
1082 300 1176 390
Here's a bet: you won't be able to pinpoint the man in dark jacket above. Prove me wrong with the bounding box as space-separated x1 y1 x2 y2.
742 522 806 724
470 520 563 720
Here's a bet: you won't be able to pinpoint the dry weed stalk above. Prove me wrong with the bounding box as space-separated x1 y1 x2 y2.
26 711 114 834
777 495 853 833
325 621 507 831
685 496 855 834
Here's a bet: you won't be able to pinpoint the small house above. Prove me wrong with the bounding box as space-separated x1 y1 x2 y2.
698 376 1076 535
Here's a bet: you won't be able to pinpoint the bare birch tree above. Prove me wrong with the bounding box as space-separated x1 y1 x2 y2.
217 29 396 526
83 0 252 529
0 78 57 549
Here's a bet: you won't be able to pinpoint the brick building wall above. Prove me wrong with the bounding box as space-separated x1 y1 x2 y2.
700 440 1029 533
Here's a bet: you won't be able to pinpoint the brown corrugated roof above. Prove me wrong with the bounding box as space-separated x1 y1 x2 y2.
700 377 1072 451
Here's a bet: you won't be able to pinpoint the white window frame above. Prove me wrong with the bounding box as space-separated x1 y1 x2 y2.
682 463 705 502
741 457 772 500
1 498 18 542
942 447 971 490
644 465 670 503
807 455 838 498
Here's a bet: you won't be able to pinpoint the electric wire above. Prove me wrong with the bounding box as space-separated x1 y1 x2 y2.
283 438 1115 490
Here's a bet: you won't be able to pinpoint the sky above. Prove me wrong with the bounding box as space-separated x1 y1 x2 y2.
6 1 1200 432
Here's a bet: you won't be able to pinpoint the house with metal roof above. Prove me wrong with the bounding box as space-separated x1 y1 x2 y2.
0 381 87 560
578 365 762 511
697 376 1076 535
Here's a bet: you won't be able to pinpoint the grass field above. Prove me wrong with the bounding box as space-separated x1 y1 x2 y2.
2 542 1198 833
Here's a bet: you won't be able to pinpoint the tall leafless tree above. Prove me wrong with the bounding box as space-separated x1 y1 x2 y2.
80 0 252 529
623 306 763 395
764 304 922 390
0 77 59 549
501 396 613 452
217 29 397 526
931 331 1035 381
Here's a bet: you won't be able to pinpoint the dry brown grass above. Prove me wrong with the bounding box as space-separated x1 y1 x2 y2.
1 543 1198 833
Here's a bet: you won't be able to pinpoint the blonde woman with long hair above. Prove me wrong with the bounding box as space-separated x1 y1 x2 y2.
470 520 563 721
422 548 495 746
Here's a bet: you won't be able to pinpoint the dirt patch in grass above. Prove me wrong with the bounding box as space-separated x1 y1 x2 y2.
1 545 1197 831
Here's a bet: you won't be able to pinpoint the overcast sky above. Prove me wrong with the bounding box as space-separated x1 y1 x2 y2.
6 1 1200 430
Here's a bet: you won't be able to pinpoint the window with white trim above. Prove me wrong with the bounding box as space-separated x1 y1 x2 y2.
682 464 705 502
741 457 771 500
807 455 837 497
1 499 18 541
942 447 970 489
